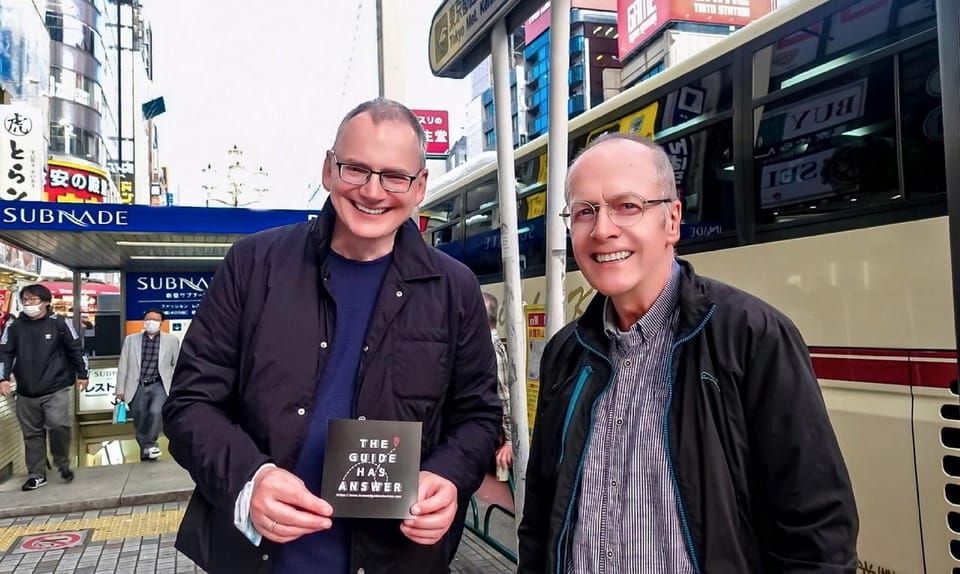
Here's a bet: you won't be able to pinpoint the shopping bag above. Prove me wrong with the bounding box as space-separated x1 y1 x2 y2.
113 401 128 424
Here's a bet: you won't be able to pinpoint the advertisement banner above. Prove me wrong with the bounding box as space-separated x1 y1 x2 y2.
617 0 771 60
45 160 110 203
78 367 118 413
412 110 451 156
525 305 546 438
125 272 214 323
0 104 44 202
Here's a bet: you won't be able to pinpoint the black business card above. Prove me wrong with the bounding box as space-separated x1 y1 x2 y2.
321 418 422 519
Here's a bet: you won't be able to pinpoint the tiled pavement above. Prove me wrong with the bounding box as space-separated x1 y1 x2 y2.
0 501 516 573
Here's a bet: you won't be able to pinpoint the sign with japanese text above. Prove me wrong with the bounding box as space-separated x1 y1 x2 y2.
0 241 40 275
45 160 110 203
0 104 43 202
119 175 134 205
617 0 771 60
524 304 545 438
412 109 451 156
429 0 542 78
125 272 215 322
78 367 118 413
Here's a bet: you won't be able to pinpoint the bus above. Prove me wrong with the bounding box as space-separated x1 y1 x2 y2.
419 0 958 572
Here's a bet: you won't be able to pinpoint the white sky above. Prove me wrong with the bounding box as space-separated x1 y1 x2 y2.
146 1 472 210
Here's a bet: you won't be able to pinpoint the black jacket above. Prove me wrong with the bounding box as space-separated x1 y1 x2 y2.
163 204 502 574
0 311 89 397
518 260 858 573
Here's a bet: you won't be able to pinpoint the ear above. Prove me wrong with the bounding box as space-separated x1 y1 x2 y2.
665 200 682 245
321 151 334 191
414 168 429 206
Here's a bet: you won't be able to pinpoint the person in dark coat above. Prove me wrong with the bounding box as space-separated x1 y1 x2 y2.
518 133 858 573
163 98 502 574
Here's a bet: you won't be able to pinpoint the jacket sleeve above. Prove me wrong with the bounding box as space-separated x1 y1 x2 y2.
116 336 130 397
746 315 859 573
0 319 17 382
517 334 561 574
60 317 88 379
162 241 272 510
420 276 502 497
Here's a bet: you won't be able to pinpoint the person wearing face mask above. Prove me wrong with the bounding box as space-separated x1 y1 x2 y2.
0 284 89 491
116 309 180 461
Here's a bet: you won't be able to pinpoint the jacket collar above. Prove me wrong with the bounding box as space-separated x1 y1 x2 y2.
309 197 441 281
576 258 715 352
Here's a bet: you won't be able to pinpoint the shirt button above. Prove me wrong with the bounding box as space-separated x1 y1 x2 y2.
616 418 623 426
358 569 365 574
362 345 369 352
297 408 306 416
611 480 617 487
624 360 632 367
396 290 403 297
607 550 613 559
320 341 328 349
262 554 269 561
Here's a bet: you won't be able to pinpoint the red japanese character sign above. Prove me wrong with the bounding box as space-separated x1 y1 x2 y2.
411 110 451 156
45 159 111 203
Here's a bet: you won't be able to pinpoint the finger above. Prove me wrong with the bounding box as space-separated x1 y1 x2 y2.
258 518 329 540
412 487 455 516
261 501 332 532
400 522 447 544
268 480 334 517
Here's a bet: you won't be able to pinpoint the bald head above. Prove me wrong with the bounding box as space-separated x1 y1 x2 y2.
566 133 678 204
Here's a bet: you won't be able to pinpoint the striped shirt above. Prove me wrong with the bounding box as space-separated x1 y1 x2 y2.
139 333 160 384
492 329 512 441
568 262 693 574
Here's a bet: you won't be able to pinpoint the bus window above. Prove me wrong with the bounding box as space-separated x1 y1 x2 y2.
754 0 936 97
899 41 945 197
466 181 498 212
663 119 735 240
518 191 547 273
431 223 462 261
421 195 462 228
654 66 733 139
464 209 502 278
753 57 898 225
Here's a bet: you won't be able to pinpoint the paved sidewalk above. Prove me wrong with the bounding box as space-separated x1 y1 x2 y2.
0 501 515 573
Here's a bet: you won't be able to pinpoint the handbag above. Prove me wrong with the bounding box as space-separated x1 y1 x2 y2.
112 400 128 424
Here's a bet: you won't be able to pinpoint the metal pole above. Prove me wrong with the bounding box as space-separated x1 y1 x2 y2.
545 0 570 340
491 18 529 531
936 0 960 376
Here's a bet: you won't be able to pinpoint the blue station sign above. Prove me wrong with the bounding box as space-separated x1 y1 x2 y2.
125 271 215 321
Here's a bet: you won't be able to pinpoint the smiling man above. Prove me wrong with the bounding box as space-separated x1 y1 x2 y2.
163 98 502 574
517 133 858 573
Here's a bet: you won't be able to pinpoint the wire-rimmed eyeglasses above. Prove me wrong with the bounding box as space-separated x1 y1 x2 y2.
560 192 673 230
329 151 421 193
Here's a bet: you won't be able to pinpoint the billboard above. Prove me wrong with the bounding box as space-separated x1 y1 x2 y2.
412 109 451 156
0 104 44 202
44 160 111 203
125 272 215 323
617 0 771 60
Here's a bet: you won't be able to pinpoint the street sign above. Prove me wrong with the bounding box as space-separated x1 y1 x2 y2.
428 0 542 79
412 110 451 156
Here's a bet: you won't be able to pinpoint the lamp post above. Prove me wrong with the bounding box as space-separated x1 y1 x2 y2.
202 145 270 207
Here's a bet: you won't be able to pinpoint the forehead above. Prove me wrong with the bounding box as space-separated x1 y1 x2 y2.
568 140 659 199
335 113 421 169
144 312 162 319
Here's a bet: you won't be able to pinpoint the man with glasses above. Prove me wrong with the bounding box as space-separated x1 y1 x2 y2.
518 133 858 573
0 284 89 491
163 98 501 574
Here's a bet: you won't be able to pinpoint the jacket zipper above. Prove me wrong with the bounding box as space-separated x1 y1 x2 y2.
663 304 717 574
554 331 614 574
559 365 593 465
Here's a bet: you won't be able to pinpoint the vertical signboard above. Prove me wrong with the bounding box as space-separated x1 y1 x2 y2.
77 367 119 413
524 304 546 438
0 104 44 202
411 109 451 156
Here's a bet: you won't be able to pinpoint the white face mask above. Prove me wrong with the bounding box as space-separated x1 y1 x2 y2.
22 304 44 317
144 320 161 334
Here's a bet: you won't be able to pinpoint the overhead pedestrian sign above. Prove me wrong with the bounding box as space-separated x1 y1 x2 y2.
429 0 540 78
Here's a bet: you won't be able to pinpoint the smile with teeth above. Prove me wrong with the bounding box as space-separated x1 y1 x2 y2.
353 201 387 215
593 251 633 263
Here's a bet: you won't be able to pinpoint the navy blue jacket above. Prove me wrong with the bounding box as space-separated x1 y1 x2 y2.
518 260 858 574
163 205 502 574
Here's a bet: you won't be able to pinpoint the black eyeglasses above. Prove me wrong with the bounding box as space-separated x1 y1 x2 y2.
329 151 420 193
560 192 673 230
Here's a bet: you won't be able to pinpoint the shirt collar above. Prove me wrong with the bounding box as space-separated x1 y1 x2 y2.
604 260 681 347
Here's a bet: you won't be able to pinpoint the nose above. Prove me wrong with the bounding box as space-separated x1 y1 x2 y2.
358 174 387 199
590 205 620 239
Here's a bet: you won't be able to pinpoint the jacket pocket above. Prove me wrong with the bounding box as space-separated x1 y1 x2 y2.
391 339 448 400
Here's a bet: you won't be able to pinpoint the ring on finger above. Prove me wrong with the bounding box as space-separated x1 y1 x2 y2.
270 519 277 532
